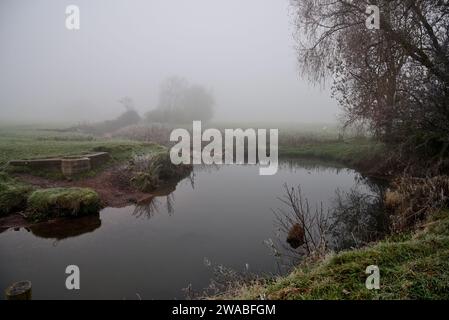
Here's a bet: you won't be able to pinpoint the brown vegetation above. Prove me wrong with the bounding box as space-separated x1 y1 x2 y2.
274 184 330 257
386 175 449 232
286 223 305 249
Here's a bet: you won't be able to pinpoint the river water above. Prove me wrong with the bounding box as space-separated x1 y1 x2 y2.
0 159 386 299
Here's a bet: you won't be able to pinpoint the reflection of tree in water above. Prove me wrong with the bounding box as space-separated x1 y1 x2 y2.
330 183 389 251
271 178 389 267
270 185 331 269
132 170 198 219
187 170 195 189
132 193 175 219
327 174 389 251
191 164 220 175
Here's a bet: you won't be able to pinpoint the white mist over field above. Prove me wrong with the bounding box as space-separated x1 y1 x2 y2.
0 0 338 124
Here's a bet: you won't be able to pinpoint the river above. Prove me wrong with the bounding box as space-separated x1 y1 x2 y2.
0 159 386 299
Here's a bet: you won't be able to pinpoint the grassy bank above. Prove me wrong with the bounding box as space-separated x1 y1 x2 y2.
0 127 164 166
279 138 385 170
216 137 449 300
27 187 101 221
0 173 34 217
0 126 169 220
0 173 101 221
217 209 449 300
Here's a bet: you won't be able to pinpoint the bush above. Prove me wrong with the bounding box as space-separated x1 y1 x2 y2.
129 152 192 192
145 77 214 124
387 175 449 231
0 176 33 217
27 187 101 221
70 110 141 135
111 124 172 146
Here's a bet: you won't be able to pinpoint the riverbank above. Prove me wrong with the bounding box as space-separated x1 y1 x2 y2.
214 208 449 299
2 127 447 300
0 127 164 167
212 139 449 300
0 127 191 229
279 138 387 177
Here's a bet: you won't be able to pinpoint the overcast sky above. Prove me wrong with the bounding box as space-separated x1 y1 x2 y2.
0 0 339 124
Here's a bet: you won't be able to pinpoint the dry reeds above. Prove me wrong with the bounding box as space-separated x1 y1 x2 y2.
386 175 449 231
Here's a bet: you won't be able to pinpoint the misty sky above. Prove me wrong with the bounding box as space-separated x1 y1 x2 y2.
0 0 339 124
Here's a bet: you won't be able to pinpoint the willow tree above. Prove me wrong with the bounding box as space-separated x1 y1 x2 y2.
292 0 449 153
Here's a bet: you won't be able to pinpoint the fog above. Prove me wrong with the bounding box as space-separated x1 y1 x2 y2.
0 0 338 124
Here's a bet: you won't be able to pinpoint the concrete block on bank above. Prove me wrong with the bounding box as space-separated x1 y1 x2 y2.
8 152 110 176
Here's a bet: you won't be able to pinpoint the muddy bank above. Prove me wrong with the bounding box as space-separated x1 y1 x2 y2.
13 166 151 208
0 214 30 233
0 165 188 230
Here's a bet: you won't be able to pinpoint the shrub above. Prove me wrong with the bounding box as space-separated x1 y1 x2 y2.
27 187 101 221
387 175 449 231
111 124 172 146
129 152 192 192
0 178 33 217
69 110 141 135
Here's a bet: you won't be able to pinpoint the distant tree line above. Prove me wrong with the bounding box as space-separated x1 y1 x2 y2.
69 77 214 135
69 97 141 135
145 76 214 124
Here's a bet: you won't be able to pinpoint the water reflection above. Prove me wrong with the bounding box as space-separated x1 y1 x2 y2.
0 159 387 299
29 214 101 241
133 193 176 218
272 174 388 267
130 167 208 219
329 182 389 250
278 158 347 173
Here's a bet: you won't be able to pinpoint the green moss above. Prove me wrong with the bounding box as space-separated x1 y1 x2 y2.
26 187 101 221
0 173 33 216
221 210 449 300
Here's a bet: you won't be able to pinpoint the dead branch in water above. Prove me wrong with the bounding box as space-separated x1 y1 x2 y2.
274 184 331 259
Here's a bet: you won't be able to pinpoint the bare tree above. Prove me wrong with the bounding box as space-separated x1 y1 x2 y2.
118 96 135 111
292 0 449 151
146 76 214 123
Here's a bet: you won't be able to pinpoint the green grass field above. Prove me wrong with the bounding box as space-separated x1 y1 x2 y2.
0 125 166 218
0 126 164 166
0 123 378 165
